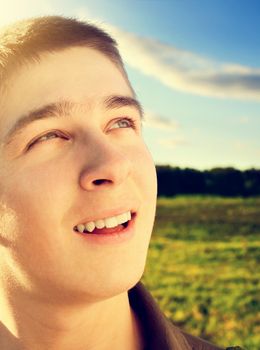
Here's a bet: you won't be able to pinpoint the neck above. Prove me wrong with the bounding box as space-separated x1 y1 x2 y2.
0 284 144 350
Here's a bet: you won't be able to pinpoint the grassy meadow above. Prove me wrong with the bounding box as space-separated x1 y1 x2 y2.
141 196 260 350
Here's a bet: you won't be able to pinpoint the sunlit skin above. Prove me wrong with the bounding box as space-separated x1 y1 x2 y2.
0 47 157 350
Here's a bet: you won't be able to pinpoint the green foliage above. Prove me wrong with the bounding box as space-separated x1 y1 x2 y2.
141 196 260 350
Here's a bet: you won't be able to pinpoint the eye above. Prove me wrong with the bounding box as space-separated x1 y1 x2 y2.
27 130 68 150
110 117 137 130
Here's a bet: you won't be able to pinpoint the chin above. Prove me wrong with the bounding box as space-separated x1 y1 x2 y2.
82 264 146 302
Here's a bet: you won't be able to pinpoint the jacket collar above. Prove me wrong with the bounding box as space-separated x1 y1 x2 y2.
128 282 192 350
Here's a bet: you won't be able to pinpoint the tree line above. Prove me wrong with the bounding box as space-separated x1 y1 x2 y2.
156 166 260 197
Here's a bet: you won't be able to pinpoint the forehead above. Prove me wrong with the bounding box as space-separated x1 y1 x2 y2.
0 47 133 130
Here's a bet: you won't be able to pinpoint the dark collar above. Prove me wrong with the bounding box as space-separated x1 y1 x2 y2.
128 282 192 350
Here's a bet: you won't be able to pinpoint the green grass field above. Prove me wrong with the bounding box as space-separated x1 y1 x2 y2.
141 196 260 350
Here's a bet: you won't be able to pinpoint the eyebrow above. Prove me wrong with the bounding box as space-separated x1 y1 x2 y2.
3 95 143 147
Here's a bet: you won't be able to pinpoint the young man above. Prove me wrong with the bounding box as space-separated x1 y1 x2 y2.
0 16 230 350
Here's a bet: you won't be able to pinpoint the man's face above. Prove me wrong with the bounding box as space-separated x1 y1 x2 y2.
0 47 157 302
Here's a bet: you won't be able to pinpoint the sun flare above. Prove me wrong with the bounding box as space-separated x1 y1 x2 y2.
0 0 54 27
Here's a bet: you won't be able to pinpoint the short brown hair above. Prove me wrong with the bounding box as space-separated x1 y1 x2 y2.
0 16 129 90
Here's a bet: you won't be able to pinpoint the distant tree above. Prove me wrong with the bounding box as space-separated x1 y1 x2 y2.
205 168 244 196
155 165 260 197
180 168 205 194
243 169 260 196
156 165 180 196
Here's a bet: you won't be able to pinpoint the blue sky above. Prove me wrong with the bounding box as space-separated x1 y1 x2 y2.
1 0 260 169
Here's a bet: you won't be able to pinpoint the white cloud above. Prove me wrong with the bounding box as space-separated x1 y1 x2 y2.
143 111 178 131
100 23 260 101
141 111 186 150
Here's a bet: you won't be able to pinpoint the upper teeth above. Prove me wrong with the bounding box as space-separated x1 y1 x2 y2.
76 211 131 233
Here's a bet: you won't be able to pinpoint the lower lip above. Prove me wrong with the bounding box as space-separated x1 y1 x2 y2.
75 215 136 245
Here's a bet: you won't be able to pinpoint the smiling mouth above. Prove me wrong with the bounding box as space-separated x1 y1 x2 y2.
74 221 129 235
73 211 135 235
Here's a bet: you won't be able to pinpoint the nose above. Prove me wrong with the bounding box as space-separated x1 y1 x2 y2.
79 139 132 191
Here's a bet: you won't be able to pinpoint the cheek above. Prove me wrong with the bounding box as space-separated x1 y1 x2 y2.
130 143 157 235
0 201 19 246
0 162 73 274
1 161 72 241
132 142 157 199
